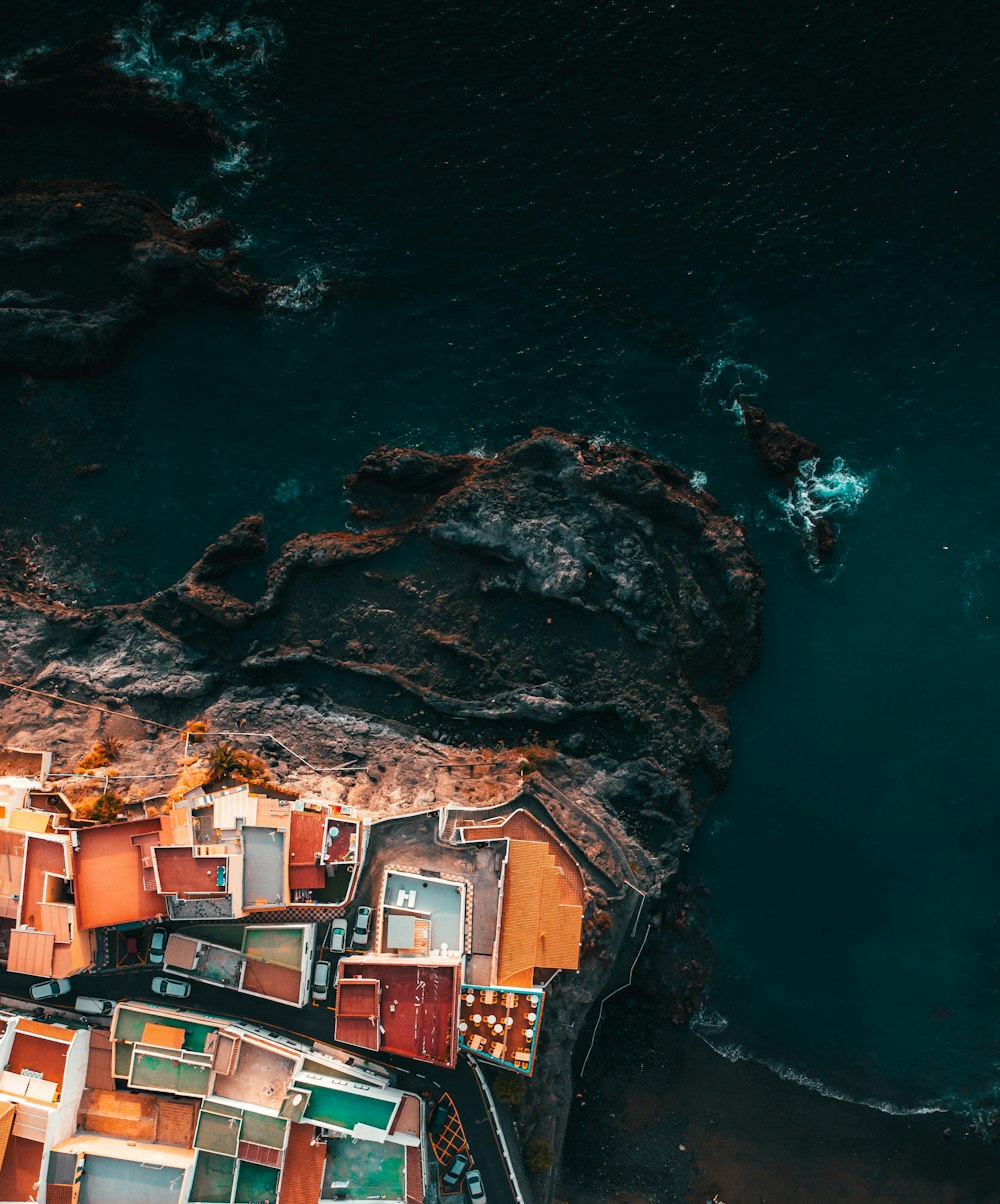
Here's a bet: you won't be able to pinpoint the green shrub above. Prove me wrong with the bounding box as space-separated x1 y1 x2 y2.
525 1138 555 1174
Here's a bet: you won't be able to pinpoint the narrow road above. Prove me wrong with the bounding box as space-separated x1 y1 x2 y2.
0 966 519 1204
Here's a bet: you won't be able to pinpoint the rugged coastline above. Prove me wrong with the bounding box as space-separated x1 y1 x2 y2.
0 428 764 1195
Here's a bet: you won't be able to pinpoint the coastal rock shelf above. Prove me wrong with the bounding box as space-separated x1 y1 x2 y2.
0 181 267 375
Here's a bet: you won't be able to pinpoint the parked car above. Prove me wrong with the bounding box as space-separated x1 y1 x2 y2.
464 1168 486 1204
147 928 167 965
330 922 347 953
353 905 373 947
442 1152 470 1192
75 997 114 1016
151 976 190 999
312 959 331 1003
428 1099 451 1138
29 978 71 1002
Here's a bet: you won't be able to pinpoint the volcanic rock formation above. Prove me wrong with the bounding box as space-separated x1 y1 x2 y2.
0 180 267 374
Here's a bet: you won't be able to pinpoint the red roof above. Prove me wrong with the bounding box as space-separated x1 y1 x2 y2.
288 812 326 889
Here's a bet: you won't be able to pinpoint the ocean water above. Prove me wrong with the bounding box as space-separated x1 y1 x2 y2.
3 0 999 1129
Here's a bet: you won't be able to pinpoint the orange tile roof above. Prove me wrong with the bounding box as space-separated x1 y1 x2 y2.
461 809 585 904
46 1185 75 1204
496 842 547 986
278 1121 326 1204
0 1102 14 1170
36 904 72 944
7 929 55 977
140 1023 185 1050
496 840 583 988
15 1018 74 1044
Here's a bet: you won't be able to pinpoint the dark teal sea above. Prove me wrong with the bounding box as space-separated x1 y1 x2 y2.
3 0 998 1127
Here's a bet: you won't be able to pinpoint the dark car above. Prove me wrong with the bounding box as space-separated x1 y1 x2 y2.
428 1099 451 1138
442 1152 470 1192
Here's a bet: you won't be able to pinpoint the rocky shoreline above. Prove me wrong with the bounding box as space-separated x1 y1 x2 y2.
0 428 764 1197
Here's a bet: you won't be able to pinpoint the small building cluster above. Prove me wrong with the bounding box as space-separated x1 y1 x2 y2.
0 743 595 1201
0 1001 424 1204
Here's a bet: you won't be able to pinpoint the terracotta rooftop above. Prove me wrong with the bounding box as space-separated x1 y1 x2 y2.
496 840 583 988
20 835 68 932
73 818 167 929
6 928 55 977
288 811 326 890
141 1023 185 1050
278 1122 326 1204
7 1029 70 1089
0 831 25 922
78 1088 198 1146
334 978 381 1050
154 846 229 896
461 808 585 904
406 1144 423 1204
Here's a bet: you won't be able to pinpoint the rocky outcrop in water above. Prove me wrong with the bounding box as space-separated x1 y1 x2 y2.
0 35 220 148
737 398 836 559
0 180 267 374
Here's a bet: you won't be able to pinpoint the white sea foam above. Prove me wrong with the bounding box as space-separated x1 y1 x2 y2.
691 1013 947 1118
171 194 221 230
112 2 184 95
266 266 329 312
701 356 769 411
0 42 51 82
776 455 872 538
689 469 708 492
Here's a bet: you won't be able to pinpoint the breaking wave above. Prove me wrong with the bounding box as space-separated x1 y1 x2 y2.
1 43 52 83
701 356 769 416
266 266 329 312
689 469 708 492
111 3 185 95
691 1009 947 1118
171 194 221 230
776 455 872 533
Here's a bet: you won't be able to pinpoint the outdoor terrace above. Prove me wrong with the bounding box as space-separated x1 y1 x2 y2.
154 847 230 896
113 1006 216 1053
20 835 67 930
6 1026 71 1090
74 818 167 929
381 870 463 956
212 1040 296 1110
459 984 543 1075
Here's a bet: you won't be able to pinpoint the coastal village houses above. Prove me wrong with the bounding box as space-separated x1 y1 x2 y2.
0 744 590 1202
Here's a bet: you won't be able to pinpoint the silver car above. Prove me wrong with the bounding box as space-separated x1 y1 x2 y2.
353 905 372 947
465 1169 487 1204
29 978 71 1002
151 976 190 999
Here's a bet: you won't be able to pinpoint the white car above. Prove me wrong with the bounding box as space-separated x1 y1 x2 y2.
312 960 331 1003
465 1168 487 1204
148 929 167 966
29 978 71 1002
151 976 190 999
353 906 372 947
330 922 347 953
75 997 115 1016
